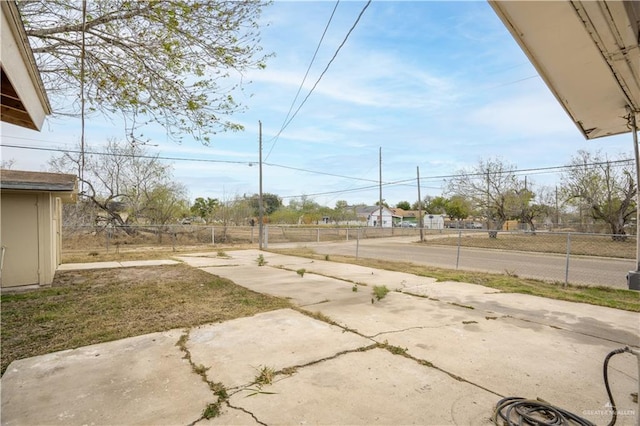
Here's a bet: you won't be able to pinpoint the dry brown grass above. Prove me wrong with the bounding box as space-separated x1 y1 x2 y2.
1 263 290 375
424 232 635 259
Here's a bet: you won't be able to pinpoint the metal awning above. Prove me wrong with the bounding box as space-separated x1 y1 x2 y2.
489 1 639 140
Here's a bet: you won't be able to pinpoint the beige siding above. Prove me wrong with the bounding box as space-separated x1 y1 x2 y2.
1 192 40 286
0 192 61 287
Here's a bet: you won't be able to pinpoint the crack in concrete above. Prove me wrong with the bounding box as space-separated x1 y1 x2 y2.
226 401 268 426
501 314 638 347
368 323 461 338
294 306 506 400
176 330 231 425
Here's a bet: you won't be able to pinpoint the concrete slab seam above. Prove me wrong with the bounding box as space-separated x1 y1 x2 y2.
293 306 507 402
175 330 225 425
500 314 640 348
270 264 369 287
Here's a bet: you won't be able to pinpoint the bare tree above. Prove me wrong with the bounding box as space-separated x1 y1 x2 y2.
19 0 270 144
448 158 524 237
561 150 636 240
48 139 183 232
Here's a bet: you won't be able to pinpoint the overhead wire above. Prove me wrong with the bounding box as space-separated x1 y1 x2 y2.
266 0 372 156
264 0 340 161
3 142 635 199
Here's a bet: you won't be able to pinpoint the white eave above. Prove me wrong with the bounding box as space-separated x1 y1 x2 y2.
489 0 640 140
1 1 51 131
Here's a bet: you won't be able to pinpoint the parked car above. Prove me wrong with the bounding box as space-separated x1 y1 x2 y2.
400 222 416 228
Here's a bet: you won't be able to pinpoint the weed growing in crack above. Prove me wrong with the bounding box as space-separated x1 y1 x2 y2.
325 254 330 261
380 340 408 355
217 250 228 258
256 254 266 266
210 382 228 400
202 402 221 419
194 364 210 375
296 268 306 277
254 365 275 386
176 332 226 420
352 285 358 292
372 285 389 301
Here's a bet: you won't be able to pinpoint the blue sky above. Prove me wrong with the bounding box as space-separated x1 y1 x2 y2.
1 1 633 208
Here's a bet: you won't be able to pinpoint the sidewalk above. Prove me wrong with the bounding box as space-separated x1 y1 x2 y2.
1 249 638 425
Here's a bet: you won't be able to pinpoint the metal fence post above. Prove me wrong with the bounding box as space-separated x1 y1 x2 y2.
317 228 320 243
264 225 269 249
356 228 360 259
564 232 571 287
211 226 215 245
456 230 462 269
346 227 349 241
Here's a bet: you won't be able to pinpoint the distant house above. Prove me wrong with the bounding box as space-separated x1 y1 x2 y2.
390 208 423 227
354 206 398 228
1 170 78 289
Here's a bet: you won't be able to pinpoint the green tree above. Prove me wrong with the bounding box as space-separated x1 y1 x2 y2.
190 197 219 221
395 201 411 210
19 0 270 144
247 193 282 216
334 200 356 222
561 150 636 240
145 183 190 226
425 196 448 214
445 195 471 220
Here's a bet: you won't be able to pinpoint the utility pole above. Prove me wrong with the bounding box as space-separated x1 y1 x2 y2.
258 121 264 250
417 166 424 242
378 147 383 228
627 109 640 290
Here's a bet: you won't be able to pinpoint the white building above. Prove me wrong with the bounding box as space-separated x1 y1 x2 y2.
354 206 398 228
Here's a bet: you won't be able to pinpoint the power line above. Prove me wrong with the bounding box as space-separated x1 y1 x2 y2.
265 0 340 161
1 144 253 165
4 142 634 199
268 0 372 149
264 161 379 183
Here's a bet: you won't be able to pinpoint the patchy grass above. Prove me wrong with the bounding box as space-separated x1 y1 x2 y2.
269 248 639 312
1 263 290 375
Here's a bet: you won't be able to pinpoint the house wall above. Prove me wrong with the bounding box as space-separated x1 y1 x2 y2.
1 191 61 287
367 208 393 228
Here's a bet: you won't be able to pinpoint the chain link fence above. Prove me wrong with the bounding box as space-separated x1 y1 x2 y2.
62 224 636 288
61 224 423 252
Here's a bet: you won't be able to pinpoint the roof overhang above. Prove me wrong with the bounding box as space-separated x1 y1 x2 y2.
1 170 78 203
489 0 640 140
0 1 51 130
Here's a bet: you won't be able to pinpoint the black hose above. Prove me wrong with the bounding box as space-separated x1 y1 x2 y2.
493 347 631 426
603 347 628 426
493 397 595 426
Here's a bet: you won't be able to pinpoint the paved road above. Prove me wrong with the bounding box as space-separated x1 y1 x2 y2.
273 236 635 289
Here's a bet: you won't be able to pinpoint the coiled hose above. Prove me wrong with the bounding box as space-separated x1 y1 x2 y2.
493 347 637 426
